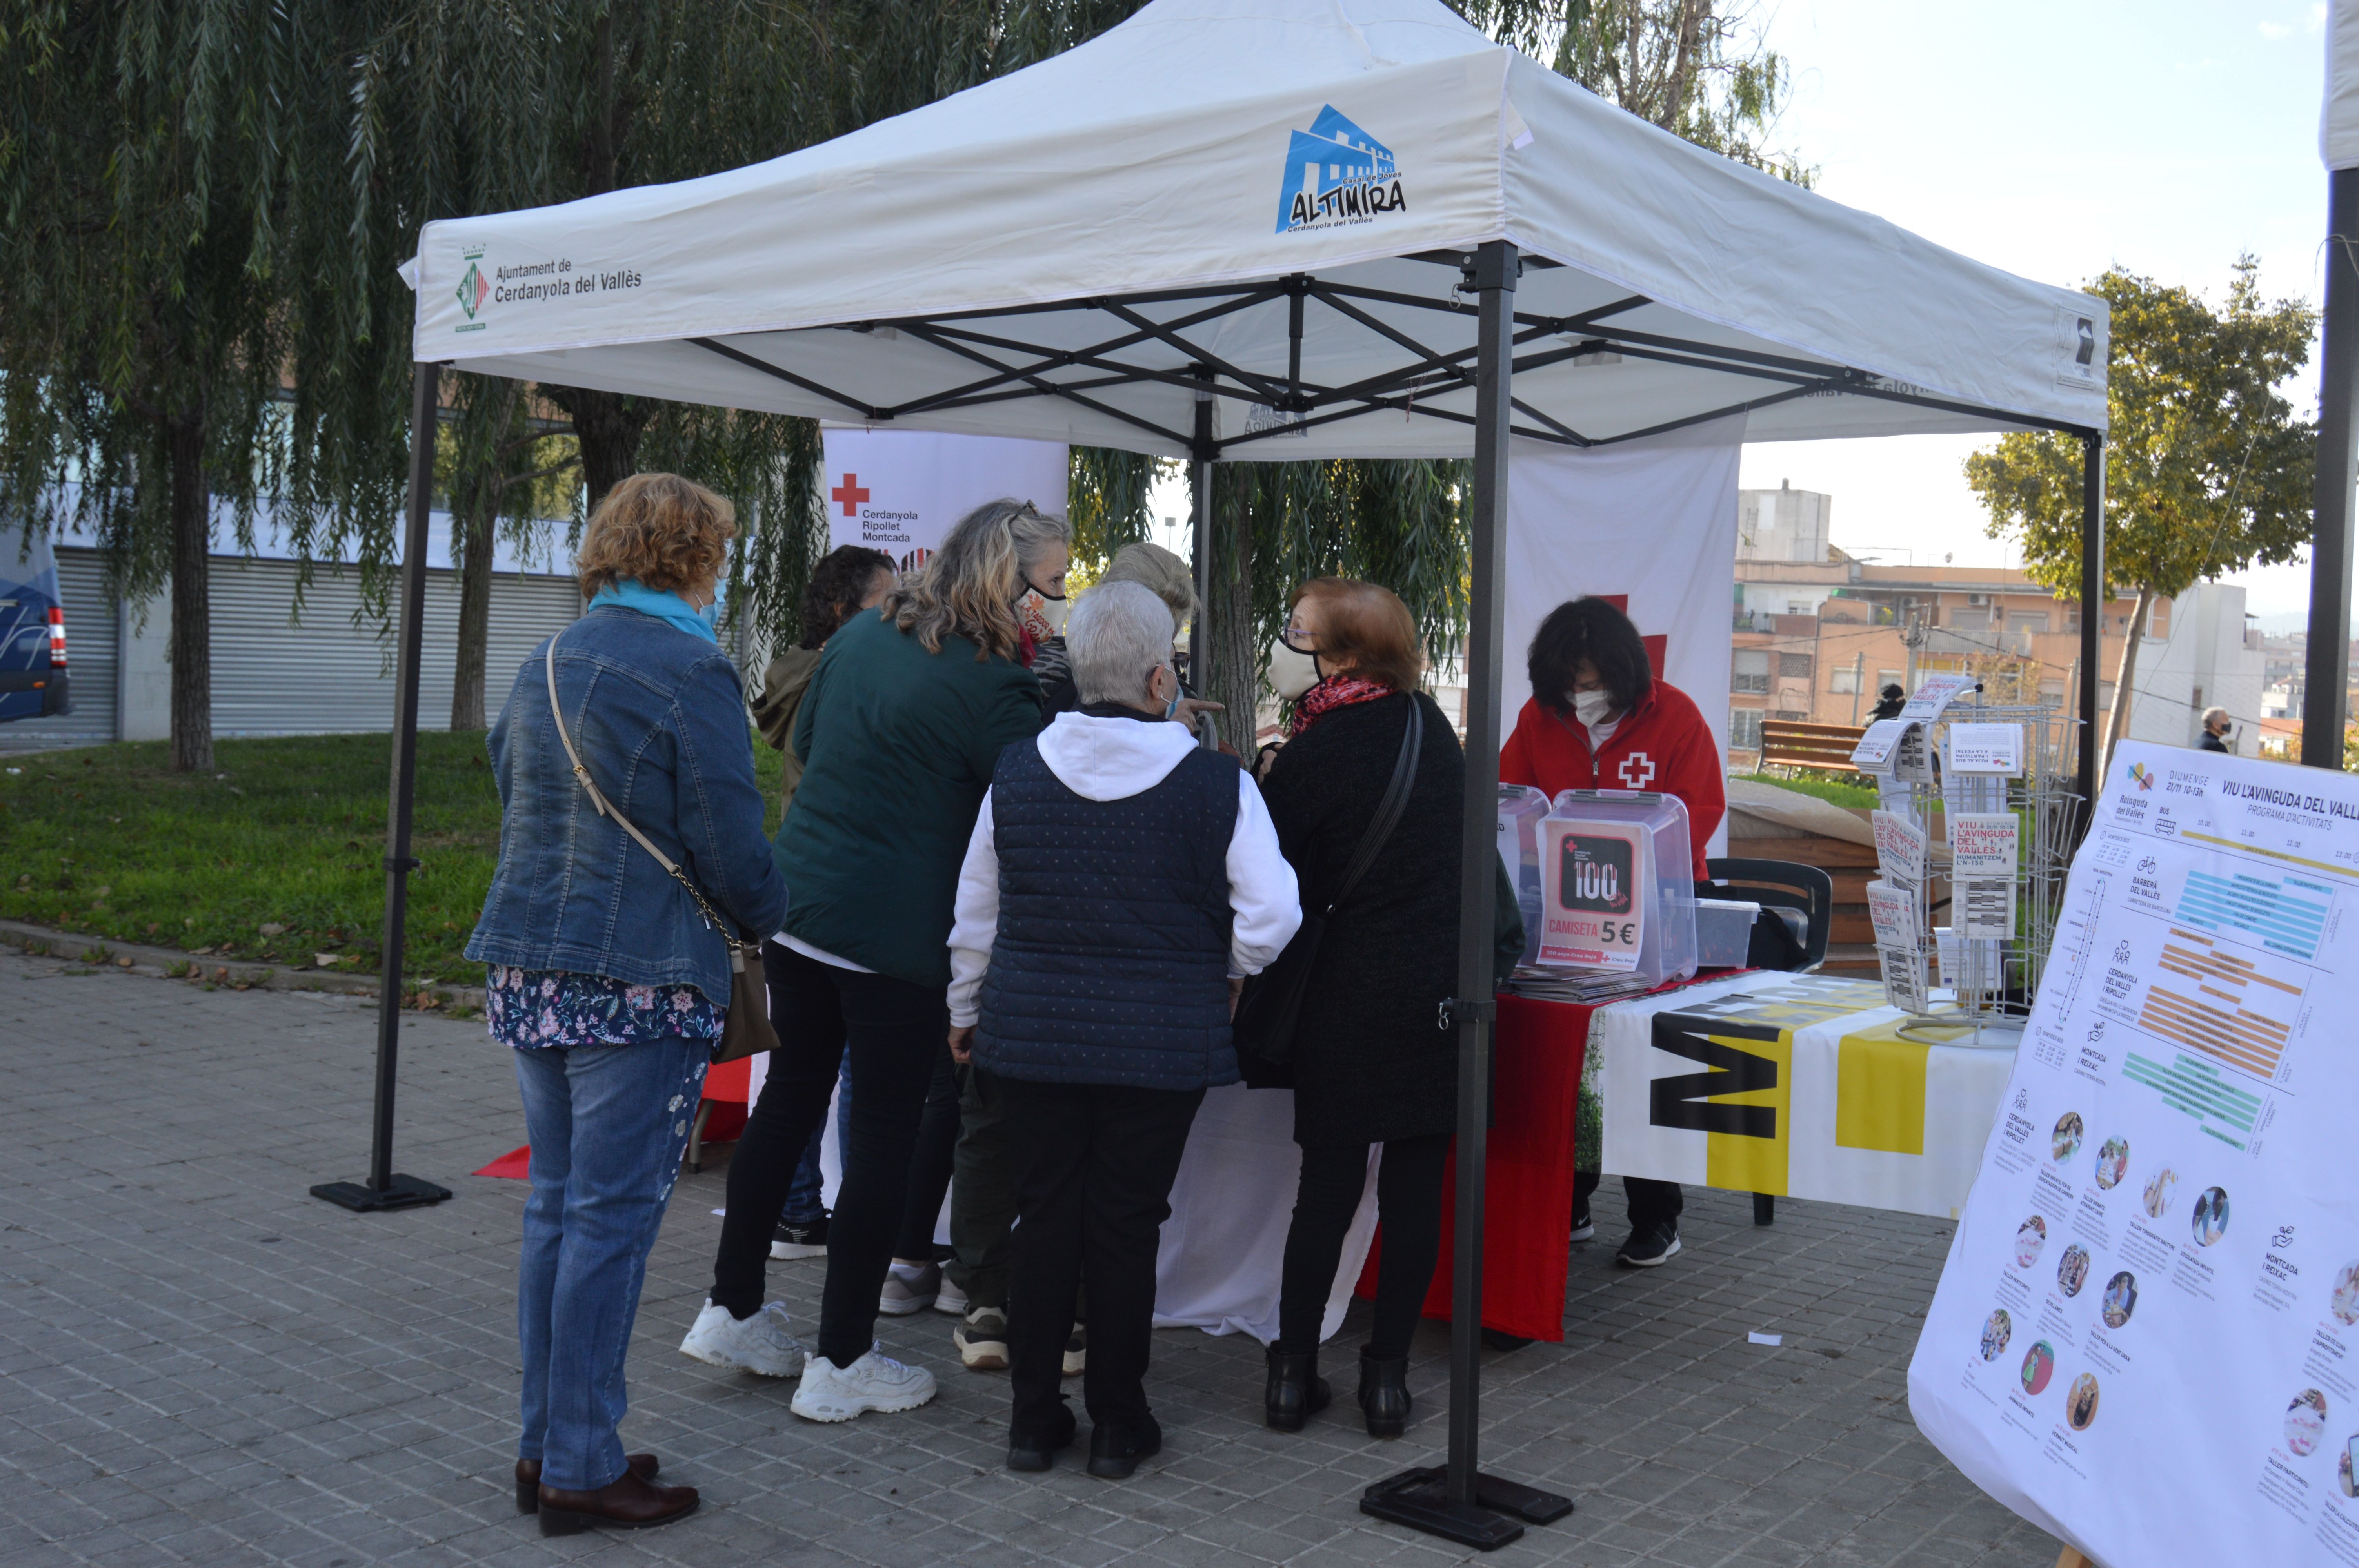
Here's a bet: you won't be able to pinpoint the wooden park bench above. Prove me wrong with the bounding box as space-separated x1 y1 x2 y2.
1757 719 1867 775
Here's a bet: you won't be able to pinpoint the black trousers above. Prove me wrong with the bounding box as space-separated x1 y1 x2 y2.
710 942 947 1367
1001 1078 1203 1437
1276 1133 1450 1360
897 1043 960 1259
1573 1170 1684 1232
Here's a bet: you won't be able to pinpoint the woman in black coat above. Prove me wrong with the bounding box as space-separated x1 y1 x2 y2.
1254 577 1519 1439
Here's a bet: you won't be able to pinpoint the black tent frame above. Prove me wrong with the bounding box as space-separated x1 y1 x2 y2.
326 237 2106 1549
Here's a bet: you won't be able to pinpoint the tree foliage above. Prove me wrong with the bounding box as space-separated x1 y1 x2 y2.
1966 260 2316 763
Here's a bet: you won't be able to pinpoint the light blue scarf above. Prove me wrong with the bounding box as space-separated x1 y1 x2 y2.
589 578 718 643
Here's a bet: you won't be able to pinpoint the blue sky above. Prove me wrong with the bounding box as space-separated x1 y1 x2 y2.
1741 0 2331 622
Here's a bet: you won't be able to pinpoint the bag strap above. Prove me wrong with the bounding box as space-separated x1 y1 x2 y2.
545 635 742 940
1317 693 1424 917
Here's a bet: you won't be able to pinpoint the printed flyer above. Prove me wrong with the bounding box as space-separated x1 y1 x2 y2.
1909 742 2359 1568
1537 818 1649 971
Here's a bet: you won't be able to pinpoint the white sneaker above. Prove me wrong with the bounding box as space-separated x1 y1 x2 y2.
790 1345 938 1422
678 1299 806 1378
934 1275 970 1317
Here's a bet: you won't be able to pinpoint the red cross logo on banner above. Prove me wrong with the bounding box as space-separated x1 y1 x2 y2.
1617 752 1657 789
831 474 870 517
1594 595 1667 678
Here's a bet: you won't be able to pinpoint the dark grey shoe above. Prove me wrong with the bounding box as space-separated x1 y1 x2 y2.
1356 1347 1410 1438
1086 1417 1162 1479
1616 1224 1682 1267
1264 1345 1331 1432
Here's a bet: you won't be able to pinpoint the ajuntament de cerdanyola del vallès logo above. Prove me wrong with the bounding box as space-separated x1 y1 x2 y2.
451 247 642 333
1275 106 1404 234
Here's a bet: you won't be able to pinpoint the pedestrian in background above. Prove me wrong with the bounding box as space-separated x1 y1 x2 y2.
947 581 1300 1476
688 498 1065 1423
469 473 787 1534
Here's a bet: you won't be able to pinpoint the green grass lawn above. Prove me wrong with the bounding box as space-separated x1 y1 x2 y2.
1 732 783 982
1744 769 1881 811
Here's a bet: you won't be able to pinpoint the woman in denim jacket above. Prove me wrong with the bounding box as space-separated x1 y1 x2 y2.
466 473 786 1537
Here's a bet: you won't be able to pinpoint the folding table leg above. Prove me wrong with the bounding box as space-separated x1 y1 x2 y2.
1753 1193 1775 1225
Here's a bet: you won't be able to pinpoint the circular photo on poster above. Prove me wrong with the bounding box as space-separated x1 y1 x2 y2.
2191 1186 2231 1247
1980 1308 2013 1361
2332 1262 2359 1327
2288 1389 2330 1457
2340 1437 2359 1499
2016 1215 2048 1269
2142 1166 2179 1221
2020 1340 2056 1397
2101 1271 2138 1329
2052 1112 2085 1163
2067 1372 2101 1431
2057 1243 2093 1298
2093 1136 2130 1190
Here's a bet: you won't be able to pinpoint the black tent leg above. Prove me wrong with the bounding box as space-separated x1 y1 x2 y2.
1189 367 1215 704
2305 166 2359 770
1361 239 1570 1551
2073 433 2104 842
313 361 451 1215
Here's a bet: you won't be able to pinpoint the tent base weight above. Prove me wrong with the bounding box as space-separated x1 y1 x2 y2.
310 1174 452 1212
1361 1466 1573 1548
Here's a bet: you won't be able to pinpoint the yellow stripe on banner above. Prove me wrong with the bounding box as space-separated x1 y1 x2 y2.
1835 1024 1934 1155
1705 1030 1793 1196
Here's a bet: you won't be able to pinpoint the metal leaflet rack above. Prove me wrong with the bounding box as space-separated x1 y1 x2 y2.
1881 699 2080 1032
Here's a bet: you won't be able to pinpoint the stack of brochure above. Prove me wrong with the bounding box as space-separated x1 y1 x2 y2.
1504 967 1657 1005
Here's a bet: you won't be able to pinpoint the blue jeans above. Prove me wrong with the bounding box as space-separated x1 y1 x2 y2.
781 1050 852 1225
515 1038 708 1490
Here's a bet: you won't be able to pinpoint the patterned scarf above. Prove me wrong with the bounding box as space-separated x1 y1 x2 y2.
1287 674 1396 737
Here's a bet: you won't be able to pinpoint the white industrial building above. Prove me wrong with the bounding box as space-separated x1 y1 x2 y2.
2 501 584 751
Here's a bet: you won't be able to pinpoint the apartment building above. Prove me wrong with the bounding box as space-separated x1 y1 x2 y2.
1723 554 2267 765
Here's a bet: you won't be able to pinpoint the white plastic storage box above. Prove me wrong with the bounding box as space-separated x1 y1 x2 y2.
1496 784 1550 967
1695 898 1760 969
1535 789 1697 988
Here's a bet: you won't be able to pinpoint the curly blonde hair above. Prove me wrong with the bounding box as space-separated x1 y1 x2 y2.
881 498 1069 662
575 473 737 599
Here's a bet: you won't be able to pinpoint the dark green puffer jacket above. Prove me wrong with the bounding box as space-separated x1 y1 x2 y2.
777 606 1041 987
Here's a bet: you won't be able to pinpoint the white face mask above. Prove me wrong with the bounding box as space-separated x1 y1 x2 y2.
1568 688 1616 727
1268 637 1322 701
1015 586 1068 640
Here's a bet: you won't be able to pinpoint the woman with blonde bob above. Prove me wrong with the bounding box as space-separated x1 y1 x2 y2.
690 498 1069 1425
467 473 786 1535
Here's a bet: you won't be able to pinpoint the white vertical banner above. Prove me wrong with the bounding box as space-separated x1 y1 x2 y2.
1501 417 1744 854
819 426 1070 571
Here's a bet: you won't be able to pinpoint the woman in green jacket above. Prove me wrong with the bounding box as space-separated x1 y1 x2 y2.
692 499 1065 1424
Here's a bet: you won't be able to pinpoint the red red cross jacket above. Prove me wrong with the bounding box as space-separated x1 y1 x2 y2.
1497 681 1725 881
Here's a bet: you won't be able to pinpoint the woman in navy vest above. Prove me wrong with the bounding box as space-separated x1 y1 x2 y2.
1257 577 1524 1438
946 582 1302 1478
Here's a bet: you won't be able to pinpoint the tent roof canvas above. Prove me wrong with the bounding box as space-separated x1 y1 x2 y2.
409 0 2108 458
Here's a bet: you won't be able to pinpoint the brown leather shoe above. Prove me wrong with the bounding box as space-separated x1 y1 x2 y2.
513 1454 661 1515
537 1468 698 1536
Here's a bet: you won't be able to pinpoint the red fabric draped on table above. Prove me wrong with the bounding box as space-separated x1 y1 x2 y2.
1353 992 1592 1343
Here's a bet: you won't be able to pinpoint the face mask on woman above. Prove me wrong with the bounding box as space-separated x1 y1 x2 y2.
1014 582 1068 640
1267 637 1322 701
1567 687 1615 727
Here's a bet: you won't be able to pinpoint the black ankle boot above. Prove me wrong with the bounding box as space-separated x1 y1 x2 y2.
1264 1345 1331 1432
1357 1347 1410 1438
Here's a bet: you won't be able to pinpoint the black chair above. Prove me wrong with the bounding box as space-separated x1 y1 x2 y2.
1701 858 1834 973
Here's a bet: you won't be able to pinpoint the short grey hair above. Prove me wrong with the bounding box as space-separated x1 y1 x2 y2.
2202 706 2230 728
1069 580 1177 705
1100 541 1197 624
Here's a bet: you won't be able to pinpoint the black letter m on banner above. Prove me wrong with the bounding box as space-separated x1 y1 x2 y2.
1648 1014 1780 1140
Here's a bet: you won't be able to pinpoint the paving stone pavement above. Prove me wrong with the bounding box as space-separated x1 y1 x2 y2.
0 949 2063 1568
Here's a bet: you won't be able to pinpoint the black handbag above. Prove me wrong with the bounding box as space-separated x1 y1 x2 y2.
1234 693 1424 1087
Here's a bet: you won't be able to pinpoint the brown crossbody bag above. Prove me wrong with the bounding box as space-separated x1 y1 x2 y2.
544 637 778 1065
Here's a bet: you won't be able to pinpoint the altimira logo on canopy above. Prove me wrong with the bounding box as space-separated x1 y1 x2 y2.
1275 106 1405 234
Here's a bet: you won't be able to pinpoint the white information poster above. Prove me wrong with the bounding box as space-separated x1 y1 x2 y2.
821 426 1070 570
1910 742 2359 1568
1902 672 1981 721
1949 722 2026 775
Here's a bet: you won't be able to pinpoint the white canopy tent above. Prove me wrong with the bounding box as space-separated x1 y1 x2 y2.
344 0 2113 1541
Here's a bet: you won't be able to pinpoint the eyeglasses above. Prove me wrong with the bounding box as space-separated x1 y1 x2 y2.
1281 621 1318 652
